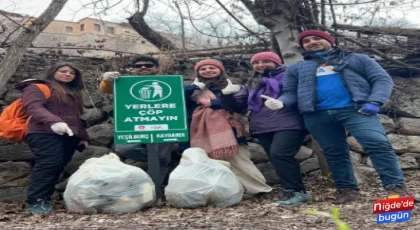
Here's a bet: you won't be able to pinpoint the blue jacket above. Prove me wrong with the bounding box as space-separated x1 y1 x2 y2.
278 49 394 114
178 83 247 151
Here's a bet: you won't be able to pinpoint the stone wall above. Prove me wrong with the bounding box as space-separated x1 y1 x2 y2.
1 53 420 202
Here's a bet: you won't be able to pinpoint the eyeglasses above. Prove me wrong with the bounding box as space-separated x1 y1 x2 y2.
133 63 156 68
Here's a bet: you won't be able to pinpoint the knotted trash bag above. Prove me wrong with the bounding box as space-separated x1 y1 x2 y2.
64 153 156 214
165 147 244 208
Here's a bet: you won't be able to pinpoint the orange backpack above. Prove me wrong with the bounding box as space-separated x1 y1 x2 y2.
0 84 51 142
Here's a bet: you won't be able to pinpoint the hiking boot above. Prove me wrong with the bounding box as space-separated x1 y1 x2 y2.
275 190 310 206
332 188 362 204
385 184 420 203
26 199 54 215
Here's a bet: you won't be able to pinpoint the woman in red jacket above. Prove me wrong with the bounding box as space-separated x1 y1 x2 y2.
15 63 89 215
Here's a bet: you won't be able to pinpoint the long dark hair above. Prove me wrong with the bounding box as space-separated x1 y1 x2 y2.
43 62 84 113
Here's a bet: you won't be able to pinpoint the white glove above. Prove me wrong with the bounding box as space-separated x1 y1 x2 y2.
261 95 284 110
51 122 74 136
222 79 241 95
192 78 205 89
101 72 120 82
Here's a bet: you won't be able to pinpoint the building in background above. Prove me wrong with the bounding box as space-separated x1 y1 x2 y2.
0 10 170 57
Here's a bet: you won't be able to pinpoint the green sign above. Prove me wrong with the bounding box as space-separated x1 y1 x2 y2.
113 75 189 144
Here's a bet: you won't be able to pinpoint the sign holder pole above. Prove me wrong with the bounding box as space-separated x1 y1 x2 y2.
113 75 189 206
147 143 161 203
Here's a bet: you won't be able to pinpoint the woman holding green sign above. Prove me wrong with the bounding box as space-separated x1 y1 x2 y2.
179 59 272 195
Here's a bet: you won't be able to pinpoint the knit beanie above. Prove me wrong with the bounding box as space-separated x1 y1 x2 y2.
194 59 225 72
250 52 282 66
297 30 335 48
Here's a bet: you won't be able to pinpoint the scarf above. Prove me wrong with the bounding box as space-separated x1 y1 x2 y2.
303 48 353 72
248 66 286 112
190 88 245 159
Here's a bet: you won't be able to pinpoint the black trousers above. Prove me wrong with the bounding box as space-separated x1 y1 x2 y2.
26 133 80 203
256 130 306 192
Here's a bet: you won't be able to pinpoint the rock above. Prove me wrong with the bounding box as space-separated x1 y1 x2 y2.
55 178 68 192
81 107 105 127
353 163 365 185
402 152 420 159
0 187 27 202
0 100 6 106
358 166 377 173
300 158 320 174
0 143 34 161
378 114 396 133
365 155 419 170
83 90 104 108
365 156 374 167
250 138 259 144
87 123 114 147
347 136 365 154
0 138 13 146
64 146 112 175
398 156 419 170
387 134 420 154
255 162 279 185
382 77 420 118
101 103 114 114
3 89 21 104
350 151 363 164
0 87 8 99
0 162 31 189
397 118 420 135
247 142 269 164
124 159 148 171
295 146 312 162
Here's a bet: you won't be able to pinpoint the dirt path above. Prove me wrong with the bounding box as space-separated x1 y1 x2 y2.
1 171 419 230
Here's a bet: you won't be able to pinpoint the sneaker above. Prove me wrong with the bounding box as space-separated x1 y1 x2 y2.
385 184 420 203
275 190 310 206
332 188 362 204
26 199 54 215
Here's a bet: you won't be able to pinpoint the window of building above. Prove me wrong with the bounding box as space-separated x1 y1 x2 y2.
65 26 73 33
80 24 85 31
124 30 131 33
107 27 115 34
94 24 101 32
141 40 146 44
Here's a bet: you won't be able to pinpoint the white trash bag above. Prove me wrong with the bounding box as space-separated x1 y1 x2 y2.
64 153 156 214
165 148 244 208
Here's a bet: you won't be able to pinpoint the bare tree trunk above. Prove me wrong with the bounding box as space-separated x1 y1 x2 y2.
269 15 303 64
128 12 178 51
240 0 303 64
311 137 335 188
0 0 68 89
174 1 186 50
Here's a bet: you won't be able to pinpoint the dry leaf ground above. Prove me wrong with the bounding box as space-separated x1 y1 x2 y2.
1 170 420 230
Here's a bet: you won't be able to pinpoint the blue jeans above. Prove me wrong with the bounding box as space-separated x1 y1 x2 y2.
303 108 404 189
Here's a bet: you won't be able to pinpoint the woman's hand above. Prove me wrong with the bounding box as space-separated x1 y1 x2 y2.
197 98 211 107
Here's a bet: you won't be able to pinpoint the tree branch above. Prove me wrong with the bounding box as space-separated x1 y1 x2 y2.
0 10 31 32
174 1 186 49
321 26 420 72
214 0 266 43
0 0 69 89
127 0 178 51
140 0 149 17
